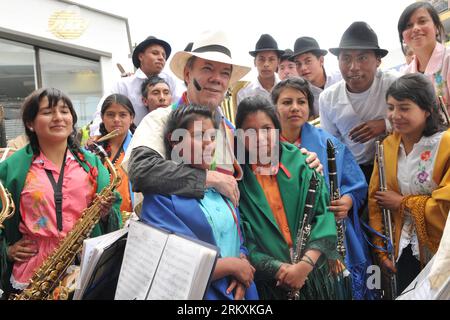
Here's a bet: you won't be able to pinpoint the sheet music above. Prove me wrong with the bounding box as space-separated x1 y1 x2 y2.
74 228 128 300
396 255 450 300
146 235 203 300
114 220 168 300
76 236 105 290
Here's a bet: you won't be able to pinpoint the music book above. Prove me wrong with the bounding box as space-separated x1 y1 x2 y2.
396 255 450 300
73 228 128 300
114 220 218 300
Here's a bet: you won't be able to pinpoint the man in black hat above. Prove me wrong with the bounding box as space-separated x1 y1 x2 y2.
319 21 399 183
89 36 179 135
236 34 284 105
278 49 298 80
289 37 341 117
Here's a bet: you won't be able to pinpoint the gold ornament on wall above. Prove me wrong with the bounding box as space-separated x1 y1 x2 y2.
48 5 88 40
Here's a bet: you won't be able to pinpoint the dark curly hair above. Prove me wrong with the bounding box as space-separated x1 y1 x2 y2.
22 87 81 155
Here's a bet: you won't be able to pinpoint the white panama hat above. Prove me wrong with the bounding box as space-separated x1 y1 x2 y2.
170 30 251 86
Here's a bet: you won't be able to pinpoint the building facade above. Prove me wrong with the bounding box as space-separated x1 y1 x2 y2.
0 0 132 143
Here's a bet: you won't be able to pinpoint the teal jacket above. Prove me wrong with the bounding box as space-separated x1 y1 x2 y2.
0 144 122 297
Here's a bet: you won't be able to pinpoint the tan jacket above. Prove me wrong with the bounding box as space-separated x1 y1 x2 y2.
368 130 450 264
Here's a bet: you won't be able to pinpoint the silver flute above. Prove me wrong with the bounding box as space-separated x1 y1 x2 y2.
375 140 398 299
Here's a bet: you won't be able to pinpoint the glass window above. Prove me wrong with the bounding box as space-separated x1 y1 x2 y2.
0 38 37 142
40 49 102 127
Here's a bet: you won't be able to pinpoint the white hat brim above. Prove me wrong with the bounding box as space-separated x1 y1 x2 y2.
170 51 251 86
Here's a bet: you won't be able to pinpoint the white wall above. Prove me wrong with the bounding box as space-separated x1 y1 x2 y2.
0 0 132 92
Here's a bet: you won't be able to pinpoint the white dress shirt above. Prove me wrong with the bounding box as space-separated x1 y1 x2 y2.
236 73 280 105
319 69 399 164
396 131 444 262
90 68 180 136
309 69 342 117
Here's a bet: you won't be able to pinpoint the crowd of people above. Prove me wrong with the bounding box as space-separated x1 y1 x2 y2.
0 1 449 300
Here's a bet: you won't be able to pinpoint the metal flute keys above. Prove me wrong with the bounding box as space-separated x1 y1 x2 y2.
326 139 346 260
375 140 398 300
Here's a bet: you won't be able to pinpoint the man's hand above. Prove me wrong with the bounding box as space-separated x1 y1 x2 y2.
349 119 386 143
206 170 239 207
300 148 323 174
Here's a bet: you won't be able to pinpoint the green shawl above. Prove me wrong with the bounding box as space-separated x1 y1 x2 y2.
0 144 122 297
239 142 339 300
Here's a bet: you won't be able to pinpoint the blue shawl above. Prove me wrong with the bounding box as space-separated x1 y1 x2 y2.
300 122 374 300
140 193 259 300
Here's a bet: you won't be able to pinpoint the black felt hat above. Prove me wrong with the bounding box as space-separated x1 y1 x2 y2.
329 21 388 57
132 36 172 69
280 48 294 62
289 37 328 61
249 34 284 57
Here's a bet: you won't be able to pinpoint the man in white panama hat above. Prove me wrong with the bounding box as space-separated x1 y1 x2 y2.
123 30 320 209
122 30 250 207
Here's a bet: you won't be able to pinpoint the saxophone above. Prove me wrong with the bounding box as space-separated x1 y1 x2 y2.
11 144 121 300
0 180 15 229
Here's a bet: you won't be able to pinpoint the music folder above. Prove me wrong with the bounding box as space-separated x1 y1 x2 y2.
114 220 218 300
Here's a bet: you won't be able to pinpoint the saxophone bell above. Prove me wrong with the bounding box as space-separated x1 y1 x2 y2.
0 181 15 229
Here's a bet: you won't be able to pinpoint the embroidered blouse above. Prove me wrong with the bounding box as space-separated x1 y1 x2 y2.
396 131 444 262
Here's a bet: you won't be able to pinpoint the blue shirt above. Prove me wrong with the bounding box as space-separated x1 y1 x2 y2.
198 188 240 258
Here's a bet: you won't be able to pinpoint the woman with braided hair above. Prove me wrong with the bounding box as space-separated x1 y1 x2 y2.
0 88 122 298
90 93 137 213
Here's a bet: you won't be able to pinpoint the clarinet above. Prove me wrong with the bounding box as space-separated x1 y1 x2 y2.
288 171 319 300
326 139 346 260
375 140 398 300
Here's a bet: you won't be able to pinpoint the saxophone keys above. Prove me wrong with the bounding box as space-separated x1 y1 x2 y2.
55 262 65 271
39 281 50 292
48 270 59 281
